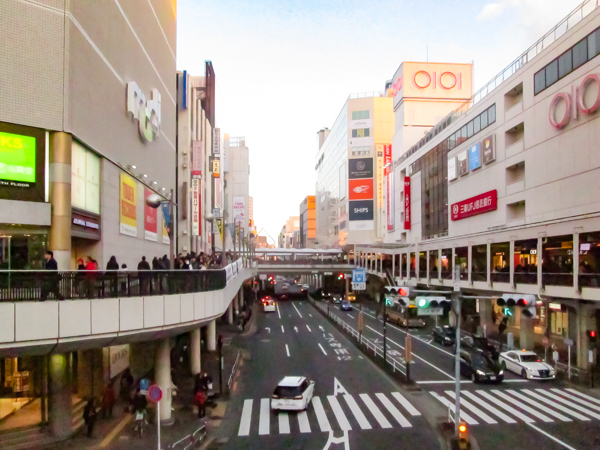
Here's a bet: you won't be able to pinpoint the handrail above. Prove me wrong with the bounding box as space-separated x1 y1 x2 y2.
228 350 242 392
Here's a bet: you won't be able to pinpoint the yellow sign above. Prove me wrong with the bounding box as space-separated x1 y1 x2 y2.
119 173 138 237
215 218 224 244
212 159 220 178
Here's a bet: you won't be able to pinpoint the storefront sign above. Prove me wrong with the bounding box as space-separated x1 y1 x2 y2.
109 345 130 379
192 140 203 178
126 81 161 142
212 159 220 177
72 211 101 240
348 158 373 179
349 118 373 129
191 178 201 236
404 176 411 230
349 178 373 200
549 302 562 310
457 151 468 176
386 169 395 232
72 217 100 229
119 173 138 237
349 200 374 221
448 156 457 181
383 144 392 165
233 196 245 224
451 189 497 221
549 74 600 129
144 187 158 241
212 128 220 155
469 143 481 171
482 134 495 164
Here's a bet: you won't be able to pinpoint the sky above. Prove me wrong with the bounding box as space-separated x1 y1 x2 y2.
177 0 584 243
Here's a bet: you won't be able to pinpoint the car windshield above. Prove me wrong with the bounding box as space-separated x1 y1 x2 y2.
520 354 540 363
442 327 455 336
274 385 302 398
342 300 350 305
472 354 496 369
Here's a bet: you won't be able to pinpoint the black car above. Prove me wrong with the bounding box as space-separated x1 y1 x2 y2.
432 326 456 346
454 336 500 360
459 350 504 383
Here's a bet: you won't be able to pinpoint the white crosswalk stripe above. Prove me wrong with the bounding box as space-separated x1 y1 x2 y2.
427 388 600 427
236 392 420 436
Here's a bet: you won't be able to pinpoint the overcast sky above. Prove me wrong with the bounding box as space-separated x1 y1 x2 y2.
177 0 583 243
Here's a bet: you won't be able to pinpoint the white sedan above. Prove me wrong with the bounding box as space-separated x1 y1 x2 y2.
271 376 315 411
262 297 277 313
499 350 556 380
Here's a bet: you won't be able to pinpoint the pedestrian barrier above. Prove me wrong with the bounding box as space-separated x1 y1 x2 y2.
164 422 207 449
227 350 242 393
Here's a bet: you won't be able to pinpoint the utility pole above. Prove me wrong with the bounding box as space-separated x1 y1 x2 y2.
383 294 387 364
453 265 462 437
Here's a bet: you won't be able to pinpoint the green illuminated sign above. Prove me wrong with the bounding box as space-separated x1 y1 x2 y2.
503 307 513 316
385 297 395 306
418 298 429 308
0 131 36 183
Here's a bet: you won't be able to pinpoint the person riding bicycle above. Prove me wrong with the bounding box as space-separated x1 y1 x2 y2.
131 389 148 435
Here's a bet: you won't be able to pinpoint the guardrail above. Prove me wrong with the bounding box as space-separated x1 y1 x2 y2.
164 422 207 449
227 349 242 395
311 298 407 376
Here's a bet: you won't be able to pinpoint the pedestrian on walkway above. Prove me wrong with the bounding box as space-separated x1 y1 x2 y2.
106 256 119 297
41 251 64 301
194 389 207 419
102 383 115 418
120 369 134 407
83 398 97 438
137 256 151 294
85 256 97 298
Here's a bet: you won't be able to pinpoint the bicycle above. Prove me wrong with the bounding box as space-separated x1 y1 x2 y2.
133 409 147 438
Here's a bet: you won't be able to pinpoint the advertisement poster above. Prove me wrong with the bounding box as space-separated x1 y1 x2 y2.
469 143 481 171
386 168 395 232
348 178 374 200
144 187 158 241
404 176 411 230
349 200 374 221
383 144 392 165
192 140 203 177
109 345 130 379
0 131 36 185
348 158 374 179
160 202 170 244
448 157 457 181
457 151 468 176
191 178 201 236
233 196 245 224
213 159 220 177
119 173 138 237
482 134 496 164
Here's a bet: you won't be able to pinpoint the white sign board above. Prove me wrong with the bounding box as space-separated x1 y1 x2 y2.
191 178 201 236
212 128 220 155
109 345 130 379
417 307 444 316
233 196 245 225
259 274 267 280
352 282 366 290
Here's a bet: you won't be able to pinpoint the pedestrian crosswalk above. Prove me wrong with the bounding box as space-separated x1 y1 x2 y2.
430 388 600 426
237 392 421 436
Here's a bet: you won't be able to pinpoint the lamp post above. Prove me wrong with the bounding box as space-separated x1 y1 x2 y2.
205 212 216 257
145 190 175 269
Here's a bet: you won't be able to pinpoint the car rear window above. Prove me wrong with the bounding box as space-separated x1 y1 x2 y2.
274 386 302 397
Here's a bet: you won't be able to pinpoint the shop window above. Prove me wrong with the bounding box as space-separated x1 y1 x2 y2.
429 251 439 279
455 247 468 280
545 59 559 87
558 50 572 79
71 141 100 214
419 251 427 279
589 29 600 59
409 252 416 278
542 234 574 287
515 238 538 285
491 242 510 283
441 249 452 279
579 232 600 288
472 245 487 282
573 38 588 70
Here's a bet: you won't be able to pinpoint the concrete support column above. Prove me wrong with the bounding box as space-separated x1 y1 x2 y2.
77 349 103 400
49 132 73 270
573 230 581 292
537 236 544 292
576 303 595 370
207 320 217 352
49 353 72 439
486 243 491 286
479 300 494 337
239 288 244 308
190 328 201 376
438 249 442 280
233 292 239 316
227 301 234 324
519 311 535 350
509 240 515 287
392 254 395 282
155 338 173 424
468 244 472 284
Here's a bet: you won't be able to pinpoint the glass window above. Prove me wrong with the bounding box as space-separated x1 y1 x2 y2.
558 50 572 79
473 115 481 134
589 29 600 59
480 110 488 129
487 104 496 125
534 68 546 95
573 38 588 70
545 59 559 87
364 128 370 137
447 133 456 151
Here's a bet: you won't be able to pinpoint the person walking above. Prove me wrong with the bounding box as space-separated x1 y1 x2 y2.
137 256 151 294
102 383 115 418
84 256 96 298
106 256 119 297
41 251 64 301
194 389 207 419
83 398 97 438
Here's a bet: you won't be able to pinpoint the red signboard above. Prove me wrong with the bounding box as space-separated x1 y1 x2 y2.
144 187 158 241
451 189 497 221
349 178 374 200
403 177 411 230
383 144 392 165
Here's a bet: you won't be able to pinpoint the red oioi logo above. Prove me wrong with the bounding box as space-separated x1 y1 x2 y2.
392 71 462 96
352 185 370 194
549 74 600 129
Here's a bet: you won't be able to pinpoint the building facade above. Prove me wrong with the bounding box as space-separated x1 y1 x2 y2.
279 216 300 248
370 4 600 371
0 0 177 271
315 94 394 249
223 136 250 250
300 195 316 248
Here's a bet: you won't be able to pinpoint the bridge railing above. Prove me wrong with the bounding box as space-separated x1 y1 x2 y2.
253 258 351 265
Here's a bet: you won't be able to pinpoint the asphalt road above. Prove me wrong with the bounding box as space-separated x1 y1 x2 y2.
324 299 600 450
220 299 442 450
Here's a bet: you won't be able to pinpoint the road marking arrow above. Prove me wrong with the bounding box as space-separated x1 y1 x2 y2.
319 326 324 331
294 326 298 333
265 327 270 333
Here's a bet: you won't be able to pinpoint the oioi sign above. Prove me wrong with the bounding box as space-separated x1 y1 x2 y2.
126 81 162 142
549 74 600 129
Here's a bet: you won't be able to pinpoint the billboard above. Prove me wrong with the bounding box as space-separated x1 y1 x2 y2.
192 140 203 177
482 134 496 164
349 200 374 221
119 173 138 237
386 169 395 232
161 202 170 244
451 190 497 221
348 179 374 200
191 178 201 236
233 196 245 224
348 158 373 179
469 143 481 171
144 187 158 241
403 177 411 230
0 123 45 202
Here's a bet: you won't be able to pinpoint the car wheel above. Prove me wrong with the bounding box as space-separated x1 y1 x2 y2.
521 369 528 379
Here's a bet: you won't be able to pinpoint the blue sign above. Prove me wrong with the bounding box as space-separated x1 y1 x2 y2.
352 268 366 283
140 378 150 394
469 143 481 171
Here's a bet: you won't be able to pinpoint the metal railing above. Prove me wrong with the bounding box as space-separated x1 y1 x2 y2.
0 269 227 302
164 422 207 449
227 350 242 393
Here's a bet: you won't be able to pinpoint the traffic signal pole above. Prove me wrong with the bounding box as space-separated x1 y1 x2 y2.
453 265 462 438
383 296 387 364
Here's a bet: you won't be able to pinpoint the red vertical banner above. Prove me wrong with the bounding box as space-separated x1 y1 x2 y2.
384 144 392 165
144 187 158 241
403 176 411 230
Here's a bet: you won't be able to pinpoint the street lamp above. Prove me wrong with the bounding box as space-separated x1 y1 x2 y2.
145 190 175 269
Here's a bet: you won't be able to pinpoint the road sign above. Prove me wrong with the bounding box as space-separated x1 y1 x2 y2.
352 268 366 283
148 385 162 403
324 272 333 275
259 274 267 280
564 338 574 346
405 335 412 363
140 378 150 395
352 282 366 290
416 307 444 316
552 351 559 362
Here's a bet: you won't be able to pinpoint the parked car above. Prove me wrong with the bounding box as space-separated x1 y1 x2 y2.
499 350 556 380
459 350 504 383
340 300 352 311
432 326 456 346
271 376 315 411
262 297 276 312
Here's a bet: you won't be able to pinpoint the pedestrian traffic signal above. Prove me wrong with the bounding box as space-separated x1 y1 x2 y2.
498 294 537 318
338 274 345 280
385 286 410 297
458 422 469 448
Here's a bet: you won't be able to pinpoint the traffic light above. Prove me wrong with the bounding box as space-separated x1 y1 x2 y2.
498 294 537 318
458 422 470 449
587 330 598 349
385 286 410 297
416 296 450 308
338 274 345 280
